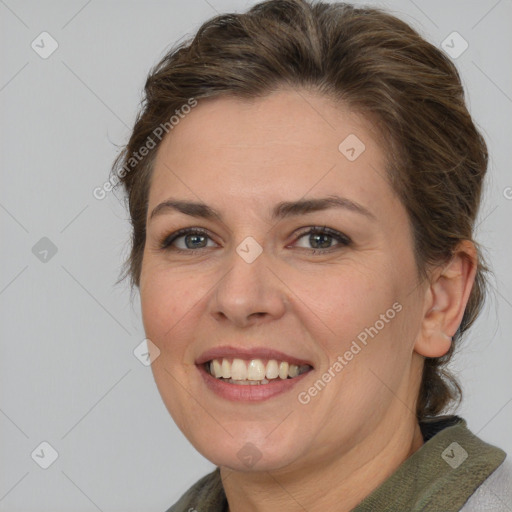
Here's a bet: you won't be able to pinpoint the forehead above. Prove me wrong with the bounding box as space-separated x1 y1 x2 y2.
149 89 394 217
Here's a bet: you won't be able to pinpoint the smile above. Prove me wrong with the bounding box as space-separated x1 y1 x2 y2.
205 357 313 385
196 346 314 401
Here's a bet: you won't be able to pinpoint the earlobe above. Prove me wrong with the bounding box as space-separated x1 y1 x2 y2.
416 328 452 358
414 241 477 358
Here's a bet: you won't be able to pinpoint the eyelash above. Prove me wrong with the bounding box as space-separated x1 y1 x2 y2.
159 226 352 255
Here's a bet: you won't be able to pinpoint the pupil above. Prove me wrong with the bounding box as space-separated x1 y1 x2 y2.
312 233 331 249
186 234 206 249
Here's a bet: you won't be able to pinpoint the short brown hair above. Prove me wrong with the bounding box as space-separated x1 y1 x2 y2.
112 0 489 421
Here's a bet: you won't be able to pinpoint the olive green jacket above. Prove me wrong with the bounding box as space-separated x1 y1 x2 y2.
166 416 511 511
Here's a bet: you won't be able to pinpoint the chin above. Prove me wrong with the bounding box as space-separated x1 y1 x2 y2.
193 430 307 473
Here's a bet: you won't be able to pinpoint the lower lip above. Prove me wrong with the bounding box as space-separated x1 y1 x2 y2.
197 364 312 402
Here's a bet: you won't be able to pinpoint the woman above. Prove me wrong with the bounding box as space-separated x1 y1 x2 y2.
111 0 511 510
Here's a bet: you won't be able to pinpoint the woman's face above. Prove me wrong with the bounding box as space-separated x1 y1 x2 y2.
139 89 428 472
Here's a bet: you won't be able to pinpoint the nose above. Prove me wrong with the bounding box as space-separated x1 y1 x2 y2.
209 244 287 328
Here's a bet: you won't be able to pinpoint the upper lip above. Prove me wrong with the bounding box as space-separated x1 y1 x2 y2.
195 345 314 368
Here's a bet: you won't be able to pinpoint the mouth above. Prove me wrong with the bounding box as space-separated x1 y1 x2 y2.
195 346 314 400
203 357 313 385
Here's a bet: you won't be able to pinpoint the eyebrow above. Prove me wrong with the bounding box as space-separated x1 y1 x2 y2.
149 195 376 222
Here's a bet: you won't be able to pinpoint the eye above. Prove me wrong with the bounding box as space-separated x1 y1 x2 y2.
160 228 216 252
292 226 352 253
159 226 352 255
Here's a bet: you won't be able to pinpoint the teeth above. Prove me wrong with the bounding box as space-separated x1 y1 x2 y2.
266 359 279 379
221 359 230 378
288 364 299 378
212 359 223 378
247 359 266 380
225 378 270 385
206 357 311 382
231 358 247 380
279 361 289 380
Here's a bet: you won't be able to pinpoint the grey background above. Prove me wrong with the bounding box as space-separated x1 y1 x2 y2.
1 0 511 510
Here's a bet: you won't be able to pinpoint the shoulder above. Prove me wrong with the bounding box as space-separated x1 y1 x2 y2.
165 467 226 512
460 456 512 511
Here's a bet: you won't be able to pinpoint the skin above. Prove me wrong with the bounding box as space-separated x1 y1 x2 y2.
139 88 476 512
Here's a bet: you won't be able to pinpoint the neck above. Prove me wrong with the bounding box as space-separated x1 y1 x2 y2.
220 415 424 512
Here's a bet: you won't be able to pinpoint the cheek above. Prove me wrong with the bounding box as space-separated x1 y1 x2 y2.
299 263 394 343
140 267 201 354
301 260 416 399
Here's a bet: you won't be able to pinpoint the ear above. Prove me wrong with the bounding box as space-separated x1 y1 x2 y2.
414 240 478 358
